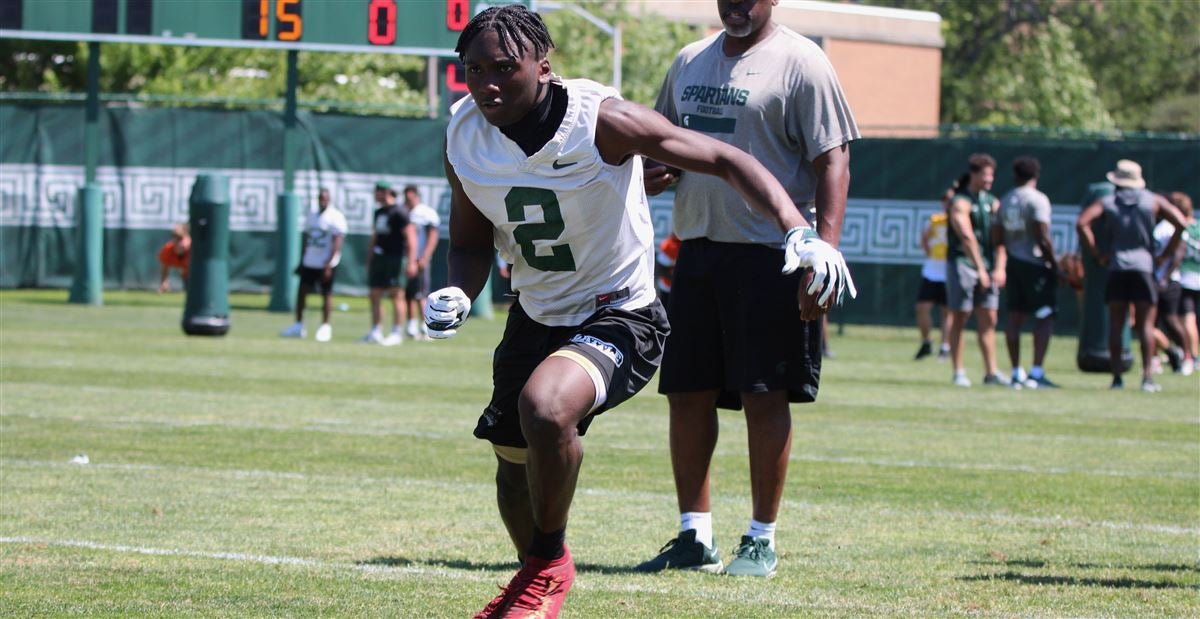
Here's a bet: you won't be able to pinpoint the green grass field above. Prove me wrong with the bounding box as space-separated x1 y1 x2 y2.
1 289 1197 617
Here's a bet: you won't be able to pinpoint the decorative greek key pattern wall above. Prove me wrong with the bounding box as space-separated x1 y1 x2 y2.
0 164 447 235
839 198 1081 265
1 164 1083 264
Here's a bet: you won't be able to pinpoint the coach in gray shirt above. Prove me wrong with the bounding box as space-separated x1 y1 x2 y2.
1077 159 1186 391
635 0 858 578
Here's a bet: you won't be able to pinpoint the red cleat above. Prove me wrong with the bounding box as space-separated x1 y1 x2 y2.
473 546 575 619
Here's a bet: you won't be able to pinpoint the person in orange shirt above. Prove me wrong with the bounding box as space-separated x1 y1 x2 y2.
655 232 681 306
157 223 190 293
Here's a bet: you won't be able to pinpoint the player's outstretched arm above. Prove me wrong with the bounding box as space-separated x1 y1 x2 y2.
595 98 856 310
596 98 805 233
426 150 495 339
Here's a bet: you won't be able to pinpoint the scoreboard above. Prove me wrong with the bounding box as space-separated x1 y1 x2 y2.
0 0 504 57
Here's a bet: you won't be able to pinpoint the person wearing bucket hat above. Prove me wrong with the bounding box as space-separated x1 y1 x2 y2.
1076 159 1188 392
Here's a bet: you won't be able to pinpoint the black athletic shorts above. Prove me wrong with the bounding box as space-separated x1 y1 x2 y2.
475 299 669 450
658 238 821 410
1006 259 1057 315
916 277 947 305
1179 287 1199 315
298 266 336 294
368 254 407 290
1158 280 1182 317
1105 270 1157 304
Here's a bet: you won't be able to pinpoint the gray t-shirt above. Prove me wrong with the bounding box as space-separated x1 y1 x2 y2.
1102 188 1156 273
655 27 860 244
997 185 1052 265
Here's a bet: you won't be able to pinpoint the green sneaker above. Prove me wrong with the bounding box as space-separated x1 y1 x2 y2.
724 536 777 577
634 529 723 573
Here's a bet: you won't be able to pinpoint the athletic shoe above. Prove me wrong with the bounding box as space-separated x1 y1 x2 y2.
724 536 777 578
1150 357 1163 375
1110 375 1124 390
474 546 575 619
982 373 1009 387
936 347 950 362
1141 378 1163 393
1026 376 1060 389
914 341 933 360
952 373 971 388
314 323 332 343
634 529 723 573
360 330 385 345
1181 358 1195 377
382 332 403 347
280 323 305 338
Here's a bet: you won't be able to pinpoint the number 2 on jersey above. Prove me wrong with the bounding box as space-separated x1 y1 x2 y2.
505 187 577 272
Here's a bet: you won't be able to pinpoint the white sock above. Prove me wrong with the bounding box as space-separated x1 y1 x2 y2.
1012 367 1025 381
746 519 776 548
1030 365 1044 379
391 325 403 335
680 512 713 548
939 342 950 352
369 325 381 336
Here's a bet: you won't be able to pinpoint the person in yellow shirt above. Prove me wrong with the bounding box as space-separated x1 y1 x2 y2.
914 188 953 360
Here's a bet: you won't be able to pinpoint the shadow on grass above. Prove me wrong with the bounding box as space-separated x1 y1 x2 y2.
359 556 642 575
960 572 1199 590
971 558 1200 573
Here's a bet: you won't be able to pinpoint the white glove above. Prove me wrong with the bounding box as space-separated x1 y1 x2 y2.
781 227 858 306
424 286 471 339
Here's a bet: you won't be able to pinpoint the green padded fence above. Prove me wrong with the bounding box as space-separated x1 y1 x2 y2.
2 102 1197 331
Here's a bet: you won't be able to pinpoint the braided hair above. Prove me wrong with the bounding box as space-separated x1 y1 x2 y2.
455 4 555 62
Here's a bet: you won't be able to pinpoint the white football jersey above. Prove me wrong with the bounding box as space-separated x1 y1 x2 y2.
446 78 656 327
301 206 348 269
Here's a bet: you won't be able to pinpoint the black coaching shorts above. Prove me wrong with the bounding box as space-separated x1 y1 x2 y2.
658 238 822 410
1006 259 1058 315
916 277 947 305
298 266 336 294
1105 270 1158 304
475 299 669 451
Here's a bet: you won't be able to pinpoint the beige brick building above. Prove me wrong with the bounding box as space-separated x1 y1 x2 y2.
629 0 944 137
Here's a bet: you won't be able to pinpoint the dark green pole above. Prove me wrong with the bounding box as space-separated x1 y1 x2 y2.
183 175 232 336
282 49 299 194
269 50 301 312
69 41 103 305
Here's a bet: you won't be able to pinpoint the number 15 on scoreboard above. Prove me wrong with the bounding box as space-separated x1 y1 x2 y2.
241 0 470 44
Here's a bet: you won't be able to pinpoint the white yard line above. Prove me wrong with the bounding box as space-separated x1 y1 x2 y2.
0 535 487 580
3 410 1195 481
4 458 1196 536
0 536 887 612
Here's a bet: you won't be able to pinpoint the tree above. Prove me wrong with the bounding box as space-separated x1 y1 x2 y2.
0 40 429 116
859 0 1199 133
539 1 699 107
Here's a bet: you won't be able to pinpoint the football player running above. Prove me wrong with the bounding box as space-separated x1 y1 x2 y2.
425 6 854 618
